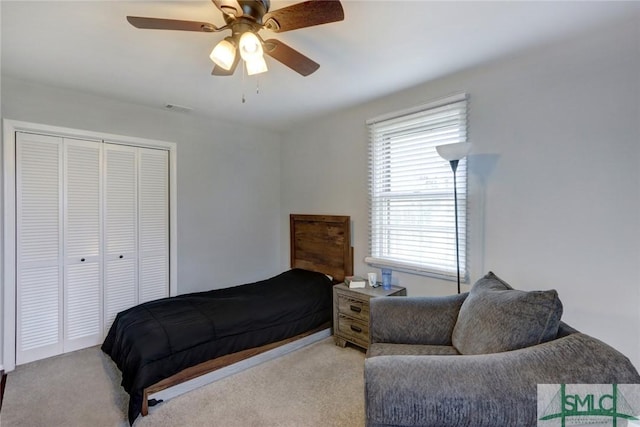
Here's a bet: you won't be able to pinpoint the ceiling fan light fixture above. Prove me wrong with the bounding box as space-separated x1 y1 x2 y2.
239 31 264 62
210 37 236 70
245 56 268 75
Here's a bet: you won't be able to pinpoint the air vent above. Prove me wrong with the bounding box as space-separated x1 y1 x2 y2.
164 104 193 113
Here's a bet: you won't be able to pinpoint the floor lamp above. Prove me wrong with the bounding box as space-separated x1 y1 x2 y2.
436 142 471 294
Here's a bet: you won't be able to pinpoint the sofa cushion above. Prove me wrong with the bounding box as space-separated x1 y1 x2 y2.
452 272 563 355
368 343 460 358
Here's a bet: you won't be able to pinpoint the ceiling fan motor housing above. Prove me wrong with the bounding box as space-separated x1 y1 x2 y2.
221 0 270 24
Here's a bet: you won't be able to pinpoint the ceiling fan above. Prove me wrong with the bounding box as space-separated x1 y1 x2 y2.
127 0 344 77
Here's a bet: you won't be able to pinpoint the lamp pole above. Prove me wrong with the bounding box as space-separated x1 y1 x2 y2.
435 142 470 295
449 159 461 294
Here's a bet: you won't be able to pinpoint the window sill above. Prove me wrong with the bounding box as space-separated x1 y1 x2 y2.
364 256 467 283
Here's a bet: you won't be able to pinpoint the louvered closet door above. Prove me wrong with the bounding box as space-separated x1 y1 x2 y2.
15 132 171 364
139 148 169 303
104 144 138 332
63 139 103 352
16 133 64 365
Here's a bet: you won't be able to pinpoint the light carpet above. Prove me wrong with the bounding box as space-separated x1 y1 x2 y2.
1 338 365 427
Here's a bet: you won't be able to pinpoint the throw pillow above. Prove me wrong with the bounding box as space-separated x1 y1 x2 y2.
451 271 563 354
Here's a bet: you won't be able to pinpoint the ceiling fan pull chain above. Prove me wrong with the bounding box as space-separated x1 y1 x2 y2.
256 77 260 95
242 60 246 103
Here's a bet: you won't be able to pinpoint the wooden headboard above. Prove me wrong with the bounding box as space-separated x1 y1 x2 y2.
290 214 353 283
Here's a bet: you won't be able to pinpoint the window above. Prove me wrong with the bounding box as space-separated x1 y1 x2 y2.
365 93 468 281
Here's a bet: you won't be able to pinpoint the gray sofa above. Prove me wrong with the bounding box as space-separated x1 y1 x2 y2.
364 272 640 427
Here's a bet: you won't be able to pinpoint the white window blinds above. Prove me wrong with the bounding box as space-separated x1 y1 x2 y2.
365 94 468 281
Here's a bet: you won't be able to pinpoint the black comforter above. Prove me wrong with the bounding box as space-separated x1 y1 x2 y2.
102 268 333 424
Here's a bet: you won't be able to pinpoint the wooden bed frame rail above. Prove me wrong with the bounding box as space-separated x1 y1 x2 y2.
142 322 330 416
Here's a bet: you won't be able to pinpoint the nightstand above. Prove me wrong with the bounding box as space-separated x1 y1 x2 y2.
333 282 407 350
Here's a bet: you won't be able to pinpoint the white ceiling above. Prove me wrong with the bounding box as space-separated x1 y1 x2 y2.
2 1 639 131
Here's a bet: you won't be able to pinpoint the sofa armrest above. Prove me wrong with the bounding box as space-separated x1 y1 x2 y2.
365 333 640 427
369 293 467 346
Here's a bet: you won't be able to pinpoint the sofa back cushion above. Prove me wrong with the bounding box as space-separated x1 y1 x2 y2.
452 272 563 354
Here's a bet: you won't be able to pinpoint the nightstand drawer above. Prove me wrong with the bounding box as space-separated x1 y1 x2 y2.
337 295 369 322
337 314 369 346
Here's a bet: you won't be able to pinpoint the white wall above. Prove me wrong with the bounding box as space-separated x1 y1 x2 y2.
281 15 640 366
0 76 283 366
2 76 284 290
0 1 4 371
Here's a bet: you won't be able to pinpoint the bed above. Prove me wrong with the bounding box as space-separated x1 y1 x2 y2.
102 214 353 425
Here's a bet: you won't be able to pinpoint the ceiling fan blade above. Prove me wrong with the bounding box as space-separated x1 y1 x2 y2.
211 0 243 17
127 16 217 32
211 53 240 76
263 39 319 76
262 0 344 33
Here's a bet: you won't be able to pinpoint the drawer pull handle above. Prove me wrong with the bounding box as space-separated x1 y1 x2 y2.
349 305 361 313
350 325 362 333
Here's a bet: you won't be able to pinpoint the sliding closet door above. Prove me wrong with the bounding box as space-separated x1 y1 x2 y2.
139 148 169 303
15 133 64 364
63 139 103 352
104 144 138 332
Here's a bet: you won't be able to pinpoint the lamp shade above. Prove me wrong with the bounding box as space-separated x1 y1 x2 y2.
210 38 236 70
239 32 264 62
436 142 471 161
246 56 268 75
